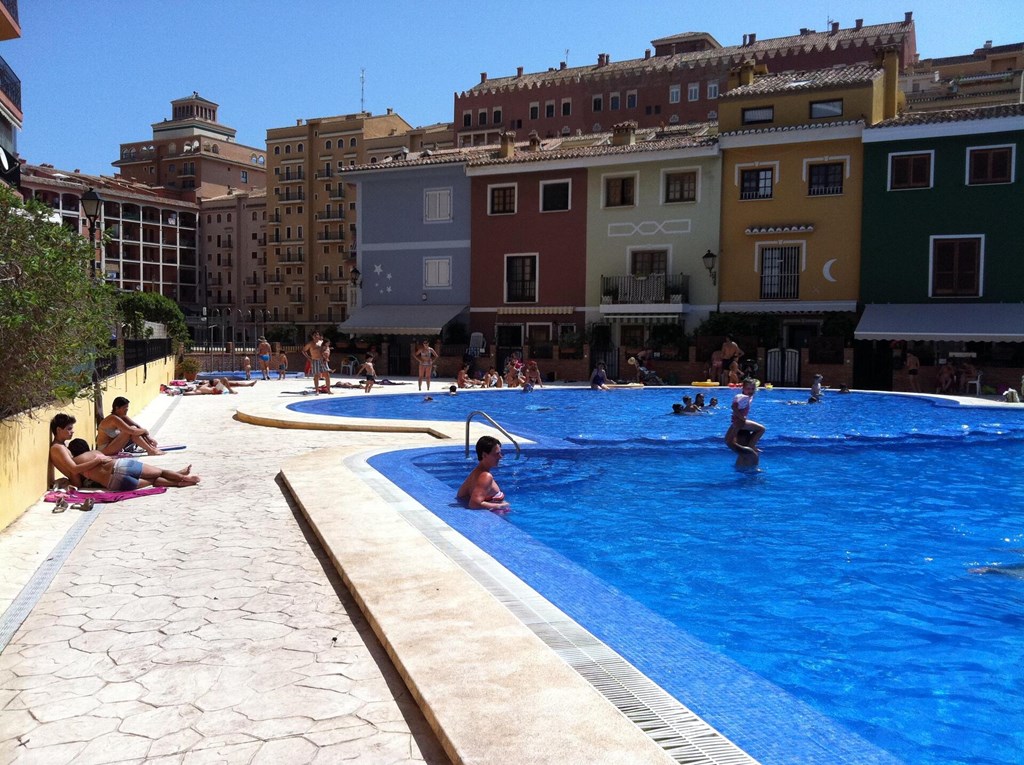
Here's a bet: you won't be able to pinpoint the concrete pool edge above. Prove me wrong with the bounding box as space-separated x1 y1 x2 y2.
279 443 687 765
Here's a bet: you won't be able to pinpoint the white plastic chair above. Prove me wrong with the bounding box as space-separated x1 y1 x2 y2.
468 332 486 357
338 355 358 375
964 371 982 395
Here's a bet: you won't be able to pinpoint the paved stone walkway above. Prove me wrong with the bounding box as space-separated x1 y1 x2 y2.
0 382 450 764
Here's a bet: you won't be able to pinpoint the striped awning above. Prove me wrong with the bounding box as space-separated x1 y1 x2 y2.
496 305 575 315
855 303 1024 342
337 304 467 335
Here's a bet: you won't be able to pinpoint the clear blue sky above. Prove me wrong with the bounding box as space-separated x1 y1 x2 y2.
9 0 1021 176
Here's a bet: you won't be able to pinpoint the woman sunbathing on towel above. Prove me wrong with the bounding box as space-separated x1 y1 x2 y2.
183 377 255 395
96 396 163 455
49 414 199 490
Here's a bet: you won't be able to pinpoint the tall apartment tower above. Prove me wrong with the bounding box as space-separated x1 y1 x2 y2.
263 109 415 338
114 93 267 201
0 0 21 188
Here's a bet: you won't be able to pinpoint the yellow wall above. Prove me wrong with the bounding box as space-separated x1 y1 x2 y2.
718 85 878 133
719 136 864 302
0 357 174 532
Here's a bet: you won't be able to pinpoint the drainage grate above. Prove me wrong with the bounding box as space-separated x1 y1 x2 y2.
353 456 759 765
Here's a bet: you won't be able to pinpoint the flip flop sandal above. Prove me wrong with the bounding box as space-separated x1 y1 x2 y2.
52 497 69 513
74 499 96 512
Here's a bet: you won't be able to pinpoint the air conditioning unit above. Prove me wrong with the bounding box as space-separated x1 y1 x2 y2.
708 110 718 119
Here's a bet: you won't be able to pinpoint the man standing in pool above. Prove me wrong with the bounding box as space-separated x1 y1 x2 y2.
457 436 511 512
725 378 765 468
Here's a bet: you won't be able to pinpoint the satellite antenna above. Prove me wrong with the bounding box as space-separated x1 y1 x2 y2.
565 48 570 67
360 68 366 112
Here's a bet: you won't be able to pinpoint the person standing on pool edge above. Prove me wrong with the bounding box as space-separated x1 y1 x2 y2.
725 378 765 467
457 436 511 512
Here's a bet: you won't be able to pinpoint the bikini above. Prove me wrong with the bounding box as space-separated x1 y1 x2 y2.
485 490 505 502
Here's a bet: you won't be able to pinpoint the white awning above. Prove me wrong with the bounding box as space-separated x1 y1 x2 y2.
337 304 467 335
719 300 857 313
855 303 1024 342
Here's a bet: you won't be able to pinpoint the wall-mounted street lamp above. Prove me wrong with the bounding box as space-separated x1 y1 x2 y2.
80 188 103 279
349 267 361 288
702 249 718 286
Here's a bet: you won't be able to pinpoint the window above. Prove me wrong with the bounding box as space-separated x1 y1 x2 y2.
808 163 844 196
740 168 774 199
505 254 537 302
626 90 638 108
545 101 555 118
241 170 248 183
742 106 774 124
687 83 699 101
664 170 698 203
349 138 357 147
604 175 636 207
610 92 620 110
561 99 571 116
931 237 981 297
274 146 280 155
968 146 1014 185
424 188 452 222
669 85 681 104
592 95 603 112
478 110 487 126
889 152 933 190
631 249 668 276
463 112 472 128
530 102 539 120
325 140 332 149
493 108 502 124
424 257 451 288
488 184 517 215
810 99 843 119
759 244 801 299
540 180 570 212
707 82 719 99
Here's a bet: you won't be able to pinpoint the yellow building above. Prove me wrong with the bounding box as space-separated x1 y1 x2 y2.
716 53 901 353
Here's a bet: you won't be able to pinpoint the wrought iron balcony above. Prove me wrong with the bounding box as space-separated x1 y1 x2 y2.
600 273 689 304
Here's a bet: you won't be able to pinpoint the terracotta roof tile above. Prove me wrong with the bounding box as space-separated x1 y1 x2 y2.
721 64 883 98
868 103 1024 128
463 20 911 94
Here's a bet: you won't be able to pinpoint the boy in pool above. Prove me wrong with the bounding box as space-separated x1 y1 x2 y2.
457 436 510 512
725 378 765 468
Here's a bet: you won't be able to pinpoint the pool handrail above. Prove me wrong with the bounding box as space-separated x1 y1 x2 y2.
465 411 521 459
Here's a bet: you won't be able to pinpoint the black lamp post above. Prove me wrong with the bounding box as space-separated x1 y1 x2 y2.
702 249 718 286
80 188 103 279
349 267 361 287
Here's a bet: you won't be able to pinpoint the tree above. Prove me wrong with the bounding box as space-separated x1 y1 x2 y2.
118 290 189 350
0 186 119 420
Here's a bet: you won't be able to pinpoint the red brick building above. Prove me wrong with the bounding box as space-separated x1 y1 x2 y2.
455 14 917 146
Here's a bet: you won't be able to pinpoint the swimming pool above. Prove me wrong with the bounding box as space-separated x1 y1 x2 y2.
290 389 1024 764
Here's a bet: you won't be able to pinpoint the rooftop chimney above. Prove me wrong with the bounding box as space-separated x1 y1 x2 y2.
799 28 809 35
527 131 542 152
742 34 748 46
386 107 393 115
480 72 487 83
560 61 567 70
984 40 993 49
645 48 651 59
830 21 839 34
748 33 756 45
611 121 637 146
597 53 605 67
517 66 524 77
499 131 516 159
855 19 863 29
904 11 913 23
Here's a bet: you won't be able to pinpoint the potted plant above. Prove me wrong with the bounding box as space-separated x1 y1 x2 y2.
602 286 619 304
175 356 201 381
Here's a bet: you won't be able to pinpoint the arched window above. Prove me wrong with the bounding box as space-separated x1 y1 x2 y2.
258 156 265 165
285 145 291 154
226 213 232 222
325 140 332 150
274 146 280 155
297 143 304 153
216 214 222 223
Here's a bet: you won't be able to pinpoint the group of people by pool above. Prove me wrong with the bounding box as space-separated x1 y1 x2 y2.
49 399 201 494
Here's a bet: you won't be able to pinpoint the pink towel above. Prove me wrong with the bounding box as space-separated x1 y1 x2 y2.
44 487 167 504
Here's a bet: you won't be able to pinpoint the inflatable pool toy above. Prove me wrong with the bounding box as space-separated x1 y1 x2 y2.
691 380 718 387
607 382 644 389
764 383 774 390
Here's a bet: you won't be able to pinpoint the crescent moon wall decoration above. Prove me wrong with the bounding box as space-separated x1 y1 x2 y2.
823 258 838 283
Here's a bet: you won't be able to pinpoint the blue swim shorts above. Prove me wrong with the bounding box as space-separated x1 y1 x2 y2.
108 458 144 491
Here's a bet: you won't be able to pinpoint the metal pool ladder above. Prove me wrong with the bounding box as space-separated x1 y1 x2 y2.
465 411 521 459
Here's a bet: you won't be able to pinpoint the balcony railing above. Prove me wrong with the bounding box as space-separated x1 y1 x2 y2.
314 273 337 282
278 190 305 201
0 55 21 113
278 171 305 183
315 210 345 221
328 291 347 303
600 273 690 304
244 276 260 285
315 169 333 179
280 252 305 263
266 274 284 284
317 232 344 241
289 293 305 304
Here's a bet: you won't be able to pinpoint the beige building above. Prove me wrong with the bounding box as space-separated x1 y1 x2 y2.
114 93 267 201
198 189 267 347
263 109 452 339
904 40 1024 111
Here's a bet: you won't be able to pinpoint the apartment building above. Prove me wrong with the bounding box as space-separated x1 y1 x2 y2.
454 14 916 146
198 189 267 346
263 109 427 338
904 39 1024 112
0 0 21 188
113 93 266 201
21 164 200 303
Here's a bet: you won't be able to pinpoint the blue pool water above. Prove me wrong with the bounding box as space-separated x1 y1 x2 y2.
290 389 1024 765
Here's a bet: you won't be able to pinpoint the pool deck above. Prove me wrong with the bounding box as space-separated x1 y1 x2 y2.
0 379 675 765
2 380 1015 764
